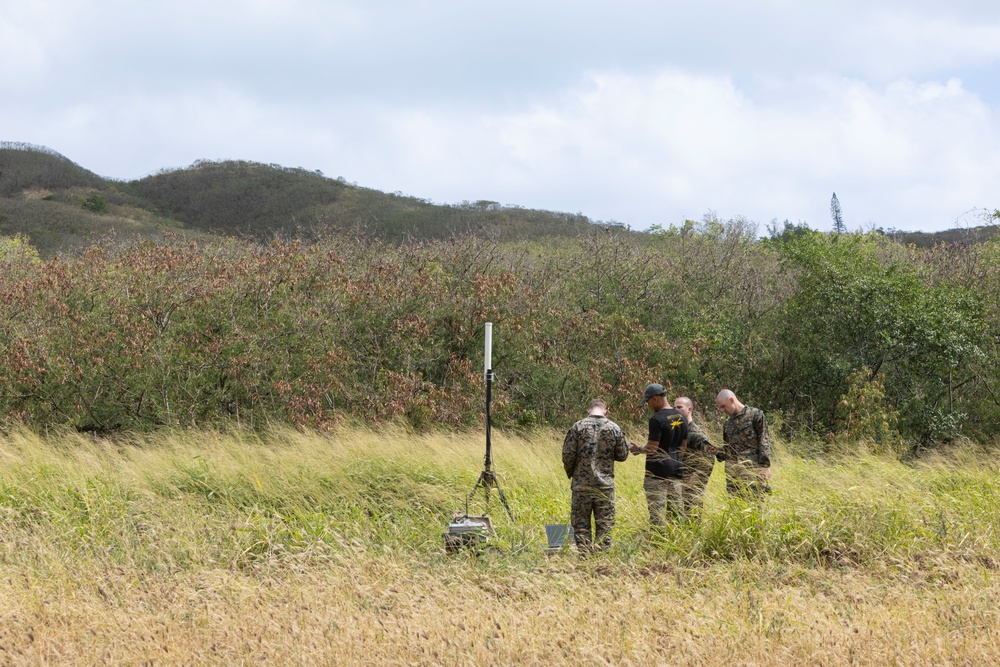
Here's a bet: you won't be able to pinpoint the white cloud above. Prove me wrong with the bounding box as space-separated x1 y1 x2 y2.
20 65 997 232
344 69 1000 231
0 1 72 85
3 1 1000 233
849 8 1000 78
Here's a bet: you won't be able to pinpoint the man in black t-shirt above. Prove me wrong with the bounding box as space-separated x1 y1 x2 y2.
630 383 689 525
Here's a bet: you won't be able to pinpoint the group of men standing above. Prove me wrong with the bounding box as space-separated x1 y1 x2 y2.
560 384 772 552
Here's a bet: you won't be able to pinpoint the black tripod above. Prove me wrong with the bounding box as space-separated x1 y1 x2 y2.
466 368 514 520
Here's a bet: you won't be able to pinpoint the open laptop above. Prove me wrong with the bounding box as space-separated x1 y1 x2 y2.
543 523 574 553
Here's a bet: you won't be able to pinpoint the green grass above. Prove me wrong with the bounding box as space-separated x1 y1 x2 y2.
2 428 999 571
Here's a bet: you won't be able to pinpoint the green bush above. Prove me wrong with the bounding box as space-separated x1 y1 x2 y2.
82 194 107 214
0 228 995 445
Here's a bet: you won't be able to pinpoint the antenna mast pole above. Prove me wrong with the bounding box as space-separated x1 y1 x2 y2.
484 322 494 472
466 322 513 520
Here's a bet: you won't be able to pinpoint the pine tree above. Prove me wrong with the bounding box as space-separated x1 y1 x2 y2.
830 193 845 233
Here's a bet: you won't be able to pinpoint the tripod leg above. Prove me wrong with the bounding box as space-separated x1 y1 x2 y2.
466 469 514 521
484 471 514 521
495 485 514 521
466 471 486 515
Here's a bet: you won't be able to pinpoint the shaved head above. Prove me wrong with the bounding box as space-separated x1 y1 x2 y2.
715 388 743 416
673 396 694 422
716 389 736 402
587 399 608 415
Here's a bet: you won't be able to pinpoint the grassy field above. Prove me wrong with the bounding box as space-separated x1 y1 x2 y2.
1 427 999 665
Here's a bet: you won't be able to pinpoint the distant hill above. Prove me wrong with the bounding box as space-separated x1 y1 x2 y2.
0 142 106 196
1 142 599 255
1 141 995 255
127 160 345 240
0 142 194 253
888 225 1000 248
128 159 599 242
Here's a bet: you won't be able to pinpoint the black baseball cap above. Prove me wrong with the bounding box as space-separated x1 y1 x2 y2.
640 383 667 406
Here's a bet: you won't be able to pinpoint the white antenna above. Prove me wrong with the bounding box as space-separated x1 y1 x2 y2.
484 322 492 376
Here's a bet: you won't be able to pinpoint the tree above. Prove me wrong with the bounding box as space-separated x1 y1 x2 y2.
773 232 984 444
82 194 107 214
830 193 845 233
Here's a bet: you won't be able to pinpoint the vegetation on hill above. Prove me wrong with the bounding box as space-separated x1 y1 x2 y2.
0 195 191 254
1 143 603 254
0 142 198 253
0 141 106 196
127 159 345 239
128 159 599 241
882 224 1000 247
2 141 995 253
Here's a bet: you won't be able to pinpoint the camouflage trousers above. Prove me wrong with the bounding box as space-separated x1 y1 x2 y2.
682 468 712 519
570 485 616 552
724 461 771 500
643 475 685 525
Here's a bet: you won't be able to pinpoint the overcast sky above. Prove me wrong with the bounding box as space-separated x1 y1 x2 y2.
3 1 999 232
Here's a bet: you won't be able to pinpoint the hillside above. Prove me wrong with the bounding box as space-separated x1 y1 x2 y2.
0 142 196 253
128 159 599 241
0 142 106 196
890 224 1000 247
1 141 995 255
126 159 347 239
0 142 598 255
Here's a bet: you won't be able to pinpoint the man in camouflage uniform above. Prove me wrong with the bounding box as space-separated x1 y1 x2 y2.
562 399 630 552
673 396 719 517
716 389 772 499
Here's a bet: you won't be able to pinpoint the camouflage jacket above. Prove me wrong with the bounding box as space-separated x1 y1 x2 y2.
562 415 629 489
722 405 771 467
685 420 716 477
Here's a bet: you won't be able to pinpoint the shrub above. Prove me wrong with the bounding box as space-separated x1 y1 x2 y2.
82 194 107 214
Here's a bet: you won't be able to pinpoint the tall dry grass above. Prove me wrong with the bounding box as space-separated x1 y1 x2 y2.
1 427 999 665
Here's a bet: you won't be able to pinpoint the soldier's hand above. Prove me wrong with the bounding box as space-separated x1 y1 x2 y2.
706 444 719 456
758 467 772 481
